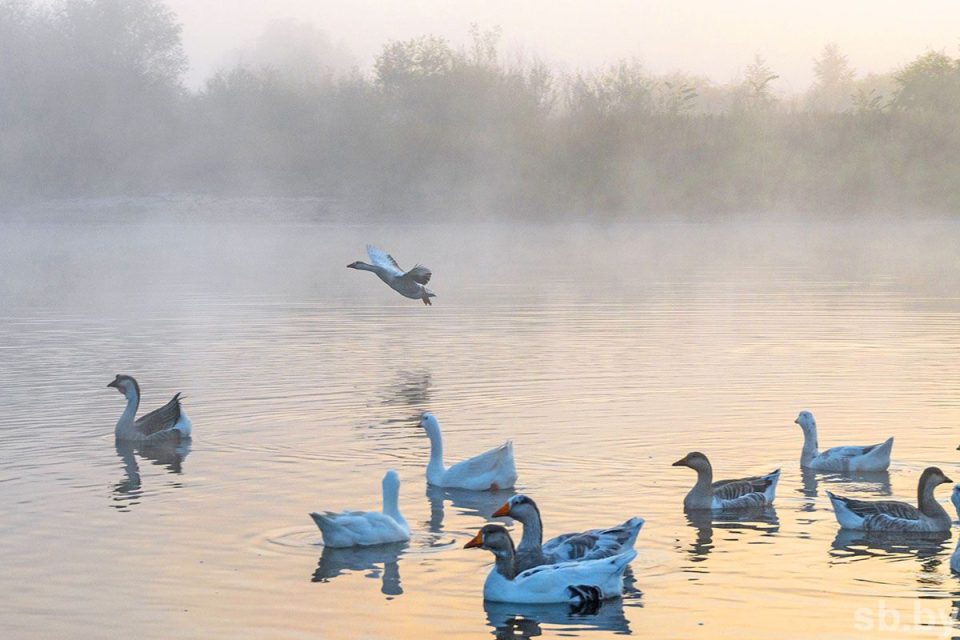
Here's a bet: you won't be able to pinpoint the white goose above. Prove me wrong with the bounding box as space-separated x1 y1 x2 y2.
464 524 636 604
108 374 191 444
309 470 410 547
673 451 780 510
492 495 644 572
347 245 436 305
419 412 517 491
827 467 953 532
952 537 960 574
794 411 893 472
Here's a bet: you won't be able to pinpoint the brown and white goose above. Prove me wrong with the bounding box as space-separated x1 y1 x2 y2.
827 467 953 532
107 374 191 444
463 524 636 604
492 495 643 572
673 452 780 510
347 245 436 305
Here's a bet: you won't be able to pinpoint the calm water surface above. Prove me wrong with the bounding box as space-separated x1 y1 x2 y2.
2 204 960 639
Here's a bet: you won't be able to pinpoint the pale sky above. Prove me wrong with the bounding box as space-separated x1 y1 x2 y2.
166 0 960 91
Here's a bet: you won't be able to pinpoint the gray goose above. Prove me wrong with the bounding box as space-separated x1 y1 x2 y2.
827 467 953 532
107 374 192 444
673 451 780 510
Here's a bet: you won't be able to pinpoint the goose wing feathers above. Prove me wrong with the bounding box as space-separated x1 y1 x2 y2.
403 265 432 285
830 496 922 520
310 511 407 546
443 441 514 480
366 245 404 277
712 474 775 500
543 518 643 563
135 393 182 436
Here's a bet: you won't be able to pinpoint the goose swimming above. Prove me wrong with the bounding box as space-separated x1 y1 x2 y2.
464 524 636 604
673 452 780 510
492 495 644 571
952 484 960 521
108 374 191 444
419 412 517 491
348 245 436 305
309 470 410 547
827 467 953 532
794 411 893 472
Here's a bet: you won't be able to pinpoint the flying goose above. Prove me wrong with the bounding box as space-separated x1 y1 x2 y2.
108 374 191 444
347 245 436 305
794 411 893 472
492 495 644 571
464 524 636 604
419 412 517 491
309 470 410 547
827 467 953 532
673 451 780 510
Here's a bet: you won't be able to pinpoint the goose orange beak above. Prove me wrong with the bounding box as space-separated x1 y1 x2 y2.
492 503 511 518
464 531 483 549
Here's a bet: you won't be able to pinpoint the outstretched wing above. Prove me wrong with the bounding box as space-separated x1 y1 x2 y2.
403 265 432 285
366 245 404 276
135 393 182 437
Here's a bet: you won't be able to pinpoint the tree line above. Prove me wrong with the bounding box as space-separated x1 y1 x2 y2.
2 0 960 216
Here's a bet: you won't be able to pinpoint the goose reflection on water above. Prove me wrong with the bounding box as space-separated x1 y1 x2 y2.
798 467 892 503
830 529 952 567
483 595 631 639
111 438 191 510
425 484 517 536
682 506 780 562
312 541 407 597
381 370 432 408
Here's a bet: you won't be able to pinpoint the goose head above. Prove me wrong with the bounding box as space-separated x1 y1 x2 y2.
794 410 816 432
919 466 953 490
382 469 401 495
418 412 440 436
346 261 363 269
107 374 140 401
492 494 539 522
464 524 516 555
672 451 711 472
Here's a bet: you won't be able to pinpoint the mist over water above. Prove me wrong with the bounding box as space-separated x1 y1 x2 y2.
3 1 960 638
1 201 960 638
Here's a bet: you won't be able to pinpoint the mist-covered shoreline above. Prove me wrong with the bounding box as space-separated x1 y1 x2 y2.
3 1 960 217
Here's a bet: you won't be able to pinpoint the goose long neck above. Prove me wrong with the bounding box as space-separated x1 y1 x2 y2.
354 262 379 273
693 462 713 493
425 424 445 481
918 480 948 520
382 478 407 529
800 424 819 463
117 388 140 430
491 545 517 580
515 505 544 553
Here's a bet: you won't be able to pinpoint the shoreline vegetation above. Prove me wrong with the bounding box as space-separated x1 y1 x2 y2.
2 1 960 217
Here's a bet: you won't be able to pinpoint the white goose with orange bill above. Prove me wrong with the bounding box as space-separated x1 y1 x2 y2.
827 467 954 532
673 451 780 510
492 494 644 572
108 374 191 444
794 411 893 472
347 245 436 305
464 524 636 604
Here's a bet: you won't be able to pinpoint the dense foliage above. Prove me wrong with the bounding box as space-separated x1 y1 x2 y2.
2 0 959 215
